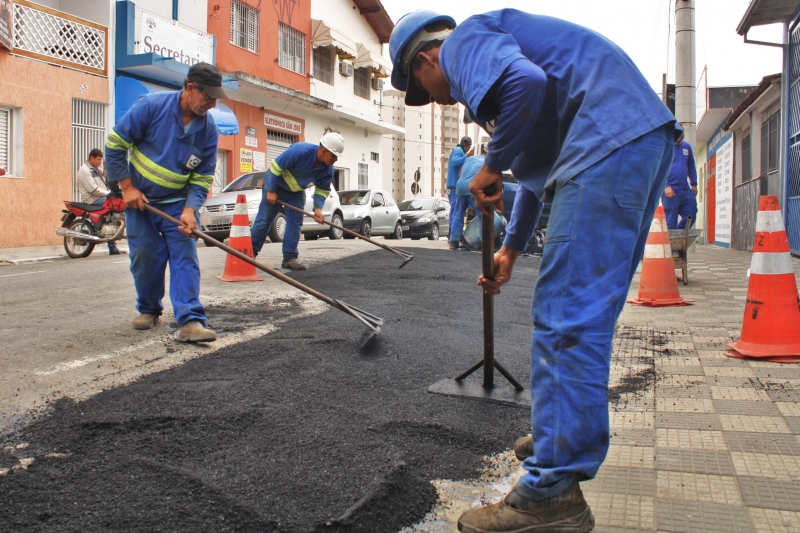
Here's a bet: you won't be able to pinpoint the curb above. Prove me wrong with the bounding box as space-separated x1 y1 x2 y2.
0 250 129 266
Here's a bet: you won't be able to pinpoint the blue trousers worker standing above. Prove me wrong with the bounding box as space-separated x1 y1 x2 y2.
390 9 679 532
446 138 471 249
250 188 306 263
663 133 698 229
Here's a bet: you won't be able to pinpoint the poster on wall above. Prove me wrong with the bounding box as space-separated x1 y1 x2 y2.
0 0 13 51
240 148 253 173
245 127 258 148
715 136 733 247
134 6 213 65
252 151 266 172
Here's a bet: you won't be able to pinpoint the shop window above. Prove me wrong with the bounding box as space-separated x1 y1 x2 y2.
313 46 334 85
230 0 259 53
354 68 370 100
761 109 780 175
279 23 306 74
742 134 751 182
358 162 368 188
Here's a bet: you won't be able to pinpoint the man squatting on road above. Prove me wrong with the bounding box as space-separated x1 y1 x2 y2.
250 130 345 271
105 62 225 343
662 132 698 230
447 135 472 249
390 9 678 532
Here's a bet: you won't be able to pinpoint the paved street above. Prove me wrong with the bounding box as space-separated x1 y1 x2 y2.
2 241 800 532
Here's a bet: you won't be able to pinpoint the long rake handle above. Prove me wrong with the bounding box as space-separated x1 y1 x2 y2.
277 200 414 262
142 203 378 328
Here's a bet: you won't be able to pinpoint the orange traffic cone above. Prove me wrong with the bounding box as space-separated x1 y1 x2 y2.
217 194 262 282
628 205 694 307
727 196 800 363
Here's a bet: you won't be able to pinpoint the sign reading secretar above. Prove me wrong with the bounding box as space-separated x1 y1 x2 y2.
0 0 13 51
264 113 302 135
715 136 733 248
134 6 213 65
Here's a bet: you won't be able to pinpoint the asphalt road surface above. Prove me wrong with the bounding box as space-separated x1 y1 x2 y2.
1 241 542 532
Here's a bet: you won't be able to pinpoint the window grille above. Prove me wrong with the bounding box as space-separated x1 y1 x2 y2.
72 99 107 201
354 67 370 99
312 46 334 85
230 0 259 53
0 107 10 173
358 162 368 188
279 22 306 74
742 135 751 182
761 109 780 175
267 130 298 166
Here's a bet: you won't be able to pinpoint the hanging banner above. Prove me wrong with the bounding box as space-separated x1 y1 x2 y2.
252 151 266 172
134 6 213 65
264 113 302 135
240 148 253 173
0 0 12 51
715 136 733 247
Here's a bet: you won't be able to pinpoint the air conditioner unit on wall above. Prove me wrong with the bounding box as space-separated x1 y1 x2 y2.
339 61 353 77
371 78 384 91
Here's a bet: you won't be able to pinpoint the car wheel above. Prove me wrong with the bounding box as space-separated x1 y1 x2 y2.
328 213 344 240
428 223 439 241
269 212 286 243
304 234 319 241
360 219 371 238
387 222 402 240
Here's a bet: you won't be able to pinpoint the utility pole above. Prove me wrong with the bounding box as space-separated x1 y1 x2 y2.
675 0 696 149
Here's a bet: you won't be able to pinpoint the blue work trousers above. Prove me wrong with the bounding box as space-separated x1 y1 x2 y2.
250 188 306 261
517 126 673 500
447 188 459 242
125 201 206 325
662 187 697 229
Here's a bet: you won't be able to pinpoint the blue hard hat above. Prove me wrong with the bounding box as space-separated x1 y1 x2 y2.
389 10 456 106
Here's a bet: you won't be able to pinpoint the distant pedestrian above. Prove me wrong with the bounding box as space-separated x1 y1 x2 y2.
250 129 344 270
390 9 677 532
662 132 698 229
446 136 472 249
451 144 487 247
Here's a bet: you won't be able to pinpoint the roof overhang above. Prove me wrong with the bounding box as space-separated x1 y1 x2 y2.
353 43 391 78
311 19 357 60
737 0 800 35
724 73 782 130
351 0 394 44
222 71 332 112
696 109 732 144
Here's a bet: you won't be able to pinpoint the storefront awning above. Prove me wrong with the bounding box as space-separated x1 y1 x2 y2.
114 77 239 135
311 20 357 60
353 43 391 78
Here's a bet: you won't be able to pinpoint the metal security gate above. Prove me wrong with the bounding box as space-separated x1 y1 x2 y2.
266 130 297 167
72 99 107 201
786 17 800 253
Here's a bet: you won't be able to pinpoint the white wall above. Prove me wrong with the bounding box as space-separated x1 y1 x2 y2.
33 0 109 25
121 0 207 32
304 119 384 191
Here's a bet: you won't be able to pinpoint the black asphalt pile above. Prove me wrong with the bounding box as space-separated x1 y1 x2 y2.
1 248 541 533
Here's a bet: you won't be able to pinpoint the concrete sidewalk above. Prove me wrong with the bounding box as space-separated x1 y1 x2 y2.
409 244 800 533
0 242 128 265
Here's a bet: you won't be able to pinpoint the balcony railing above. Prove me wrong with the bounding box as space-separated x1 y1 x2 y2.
12 0 107 76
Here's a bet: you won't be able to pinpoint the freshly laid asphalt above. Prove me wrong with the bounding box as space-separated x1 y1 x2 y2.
0 248 541 533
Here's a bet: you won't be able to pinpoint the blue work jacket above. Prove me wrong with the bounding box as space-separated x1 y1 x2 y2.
446 146 468 189
105 91 218 211
266 143 333 210
438 9 676 201
665 141 698 190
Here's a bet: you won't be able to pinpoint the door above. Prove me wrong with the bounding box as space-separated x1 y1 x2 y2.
436 198 449 235
371 191 389 232
707 176 716 244
212 150 227 194
72 99 107 201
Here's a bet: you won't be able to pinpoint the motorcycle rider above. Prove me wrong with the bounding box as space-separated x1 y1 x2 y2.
77 148 120 255
104 62 223 343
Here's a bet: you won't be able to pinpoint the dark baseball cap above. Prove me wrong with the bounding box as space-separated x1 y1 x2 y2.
186 62 227 99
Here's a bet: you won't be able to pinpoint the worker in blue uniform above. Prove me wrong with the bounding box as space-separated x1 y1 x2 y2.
452 145 487 247
390 10 678 532
446 136 472 249
105 62 224 343
663 132 698 229
250 130 344 270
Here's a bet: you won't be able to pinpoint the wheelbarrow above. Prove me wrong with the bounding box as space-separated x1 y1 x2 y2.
668 215 703 285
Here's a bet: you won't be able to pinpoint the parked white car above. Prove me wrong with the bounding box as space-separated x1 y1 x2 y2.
339 189 403 239
198 172 344 242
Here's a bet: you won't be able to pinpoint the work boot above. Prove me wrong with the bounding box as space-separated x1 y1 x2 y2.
281 259 307 270
108 242 121 255
177 321 217 343
514 434 533 462
457 479 594 533
448 241 459 250
133 313 158 330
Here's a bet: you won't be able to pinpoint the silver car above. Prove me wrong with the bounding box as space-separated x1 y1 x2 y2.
339 189 403 239
198 172 344 242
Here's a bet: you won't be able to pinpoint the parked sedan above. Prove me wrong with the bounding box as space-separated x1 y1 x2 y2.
198 172 344 242
398 197 450 240
339 189 403 239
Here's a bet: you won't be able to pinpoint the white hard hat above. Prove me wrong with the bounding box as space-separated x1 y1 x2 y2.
320 131 345 156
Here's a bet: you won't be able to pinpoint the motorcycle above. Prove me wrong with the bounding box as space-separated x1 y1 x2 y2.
57 193 126 258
